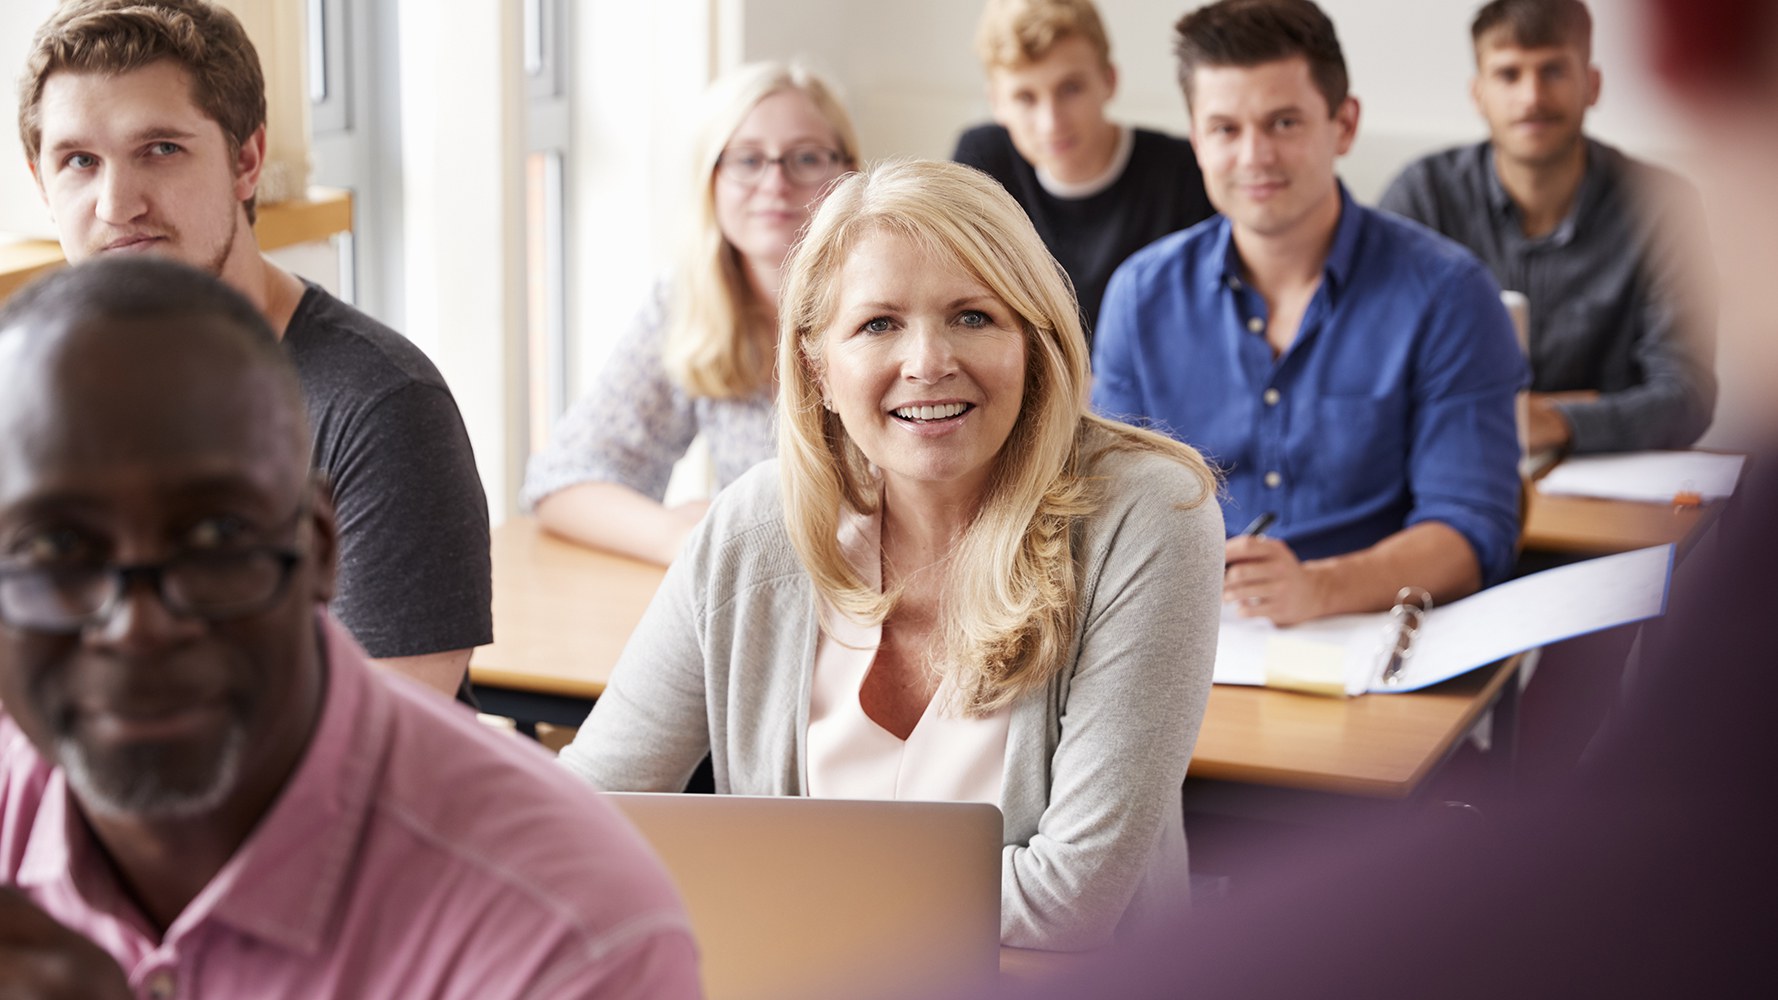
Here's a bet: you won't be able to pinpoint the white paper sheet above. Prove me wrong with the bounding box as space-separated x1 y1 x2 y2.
1535 451 1745 503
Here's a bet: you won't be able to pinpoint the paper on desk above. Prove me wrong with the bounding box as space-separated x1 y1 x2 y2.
1212 545 1675 695
1213 606 1388 696
1536 451 1745 503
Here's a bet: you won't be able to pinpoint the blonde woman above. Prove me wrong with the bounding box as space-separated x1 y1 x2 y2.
560 161 1223 950
522 62 859 564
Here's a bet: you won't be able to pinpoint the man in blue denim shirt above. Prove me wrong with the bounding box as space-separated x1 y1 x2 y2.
1093 0 1525 626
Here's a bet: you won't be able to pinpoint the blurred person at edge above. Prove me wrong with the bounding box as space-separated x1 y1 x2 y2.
970 0 1778 995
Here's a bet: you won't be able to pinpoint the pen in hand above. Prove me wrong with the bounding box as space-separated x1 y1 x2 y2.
1239 512 1277 537
1228 512 1279 612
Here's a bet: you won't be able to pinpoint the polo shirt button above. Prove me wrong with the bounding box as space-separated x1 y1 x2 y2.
1263 388 1281 406
1246 316 1264 334
1265 471 1282 488
1228 276 1243 290
147 970 176 1000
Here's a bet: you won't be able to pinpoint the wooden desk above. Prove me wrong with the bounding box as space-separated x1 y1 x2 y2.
472 518 1520 799
1191 658 1518 798
1522 489 1703 554
470 518 660 701
0 187 354 302
0 238 64 303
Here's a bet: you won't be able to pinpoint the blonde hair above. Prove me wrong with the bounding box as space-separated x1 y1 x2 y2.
975 0 1113 72
778 160 1214 714
663 62 860 399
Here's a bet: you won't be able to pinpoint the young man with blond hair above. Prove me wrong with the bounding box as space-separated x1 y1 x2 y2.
1380 0 1716 455
952 0 1212 340
18 0 491 701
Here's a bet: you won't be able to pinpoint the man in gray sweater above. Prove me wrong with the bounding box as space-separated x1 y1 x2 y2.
1380 0 1715 455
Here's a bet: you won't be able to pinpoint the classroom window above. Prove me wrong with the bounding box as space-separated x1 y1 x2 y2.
525 0 571 449
307 0 349 135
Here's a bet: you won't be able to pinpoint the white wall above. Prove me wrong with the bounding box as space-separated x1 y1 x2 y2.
1 0 66 238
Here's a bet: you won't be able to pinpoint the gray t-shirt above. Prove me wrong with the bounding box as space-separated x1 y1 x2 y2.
284 283 493 661
1379 139 1716 453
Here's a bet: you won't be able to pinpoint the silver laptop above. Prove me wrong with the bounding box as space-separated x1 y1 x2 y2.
605 792 1002 1000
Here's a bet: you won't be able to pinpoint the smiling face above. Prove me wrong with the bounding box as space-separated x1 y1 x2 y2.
30 60 261 278
989 34 1120 184
1189 56 1357 246
1471 33 1600 170
713 88 849 274
0 311 328 821
816 228 1028 507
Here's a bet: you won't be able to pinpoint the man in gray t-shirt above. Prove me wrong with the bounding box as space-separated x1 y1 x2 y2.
18 0 491 699
1380 0 1715 455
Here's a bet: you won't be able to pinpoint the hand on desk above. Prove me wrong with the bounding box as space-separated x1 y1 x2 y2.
536 482 714 566
1224 535 1327 626
1526 391 1599 454
0 885 130 999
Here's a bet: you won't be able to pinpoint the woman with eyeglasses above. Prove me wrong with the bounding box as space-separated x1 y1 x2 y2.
523 62 859 563
561 161 1224 950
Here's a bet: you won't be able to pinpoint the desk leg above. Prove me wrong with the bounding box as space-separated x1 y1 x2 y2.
1490 666 1522 791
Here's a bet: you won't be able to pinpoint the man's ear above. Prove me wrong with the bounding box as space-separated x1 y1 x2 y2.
306 472 340 605
1333 96 1361 156
232 124 267 204
1104 61 1119 102
1586 64 1603 109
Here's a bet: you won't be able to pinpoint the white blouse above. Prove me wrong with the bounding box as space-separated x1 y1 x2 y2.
805 504 1012 805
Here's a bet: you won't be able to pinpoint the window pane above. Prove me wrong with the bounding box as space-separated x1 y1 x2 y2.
526 150 567 454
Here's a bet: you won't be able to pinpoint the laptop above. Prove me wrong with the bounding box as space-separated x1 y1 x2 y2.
605 792 1003 1000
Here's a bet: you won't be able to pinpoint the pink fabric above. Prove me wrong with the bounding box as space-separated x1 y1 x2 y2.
806 505 1011 805
0 611 701 999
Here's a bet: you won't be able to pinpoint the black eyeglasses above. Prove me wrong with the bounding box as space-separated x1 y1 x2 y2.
715 145 849 187
0 506 309 635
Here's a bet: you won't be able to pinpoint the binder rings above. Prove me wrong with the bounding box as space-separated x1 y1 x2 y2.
1212 545 1675 696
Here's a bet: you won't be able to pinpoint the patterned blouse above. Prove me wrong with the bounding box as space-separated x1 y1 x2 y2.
522 281 776 506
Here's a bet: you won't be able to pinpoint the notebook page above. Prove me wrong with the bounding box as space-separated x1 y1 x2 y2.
1212 604 1390 695
1387 545 1674 692
1537 451 1745 503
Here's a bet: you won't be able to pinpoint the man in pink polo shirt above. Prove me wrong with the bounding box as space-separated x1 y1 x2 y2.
0 258 701 998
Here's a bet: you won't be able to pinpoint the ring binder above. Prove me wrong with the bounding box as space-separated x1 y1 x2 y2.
1212 545 1674 697
1377 586 1433 687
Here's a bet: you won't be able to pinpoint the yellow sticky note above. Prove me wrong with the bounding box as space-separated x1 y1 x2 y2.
1263 634 1351 697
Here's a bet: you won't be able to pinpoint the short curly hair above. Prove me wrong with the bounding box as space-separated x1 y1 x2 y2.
975 0 1112 73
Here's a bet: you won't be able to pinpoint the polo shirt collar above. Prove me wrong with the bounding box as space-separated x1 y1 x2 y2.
11 612 378 958
192 611 383 955
14 766 148 928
